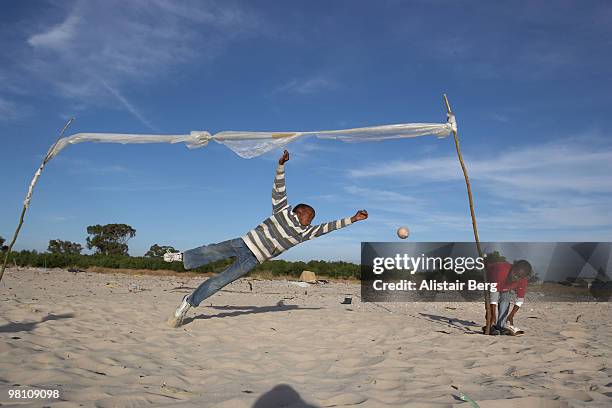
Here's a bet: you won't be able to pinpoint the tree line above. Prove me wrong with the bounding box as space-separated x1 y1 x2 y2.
4 223 165 257
0 224 359 279
39 223 138 256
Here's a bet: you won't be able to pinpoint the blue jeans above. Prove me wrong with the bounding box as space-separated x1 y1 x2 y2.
493 291 512 330
183 238 259 307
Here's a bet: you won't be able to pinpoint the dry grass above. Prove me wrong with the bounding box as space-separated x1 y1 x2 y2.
83 266 358 283
86 266 212 278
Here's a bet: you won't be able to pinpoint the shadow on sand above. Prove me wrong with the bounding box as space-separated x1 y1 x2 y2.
0 313 75 333
183 304 320 324
418 312 480 334
252 384 319 408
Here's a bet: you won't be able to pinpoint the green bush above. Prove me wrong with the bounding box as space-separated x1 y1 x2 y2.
5 250 232 274
4 250 360 279
254 259 359 278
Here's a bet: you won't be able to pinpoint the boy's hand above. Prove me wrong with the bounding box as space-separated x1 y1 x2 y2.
351 209 368 222
279 150 289 165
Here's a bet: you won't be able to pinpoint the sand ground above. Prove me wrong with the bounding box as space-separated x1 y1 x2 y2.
0 267 610 407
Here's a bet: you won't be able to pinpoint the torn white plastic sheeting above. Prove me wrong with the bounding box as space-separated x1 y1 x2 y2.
447 113 458 134
24 120 455 209
47 120 453 160
215 122 453 158
47 131 212 160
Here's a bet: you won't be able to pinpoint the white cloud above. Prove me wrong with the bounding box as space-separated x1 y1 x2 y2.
479 203 612 230
344 186 420 205
393 3 611 81
0 96 19 121
274 76 338 95
12 0 262 126
28 11 80 50
490 113 510 123
341 185 472 234
100 81 157 130
349 138 612 196
85 183 190 192
346 136 612 238
55 157 130 174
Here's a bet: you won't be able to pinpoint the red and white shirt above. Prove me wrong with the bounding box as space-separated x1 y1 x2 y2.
487 261 528 307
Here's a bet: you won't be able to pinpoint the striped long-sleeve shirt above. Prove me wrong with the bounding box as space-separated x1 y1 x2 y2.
242 163 353 263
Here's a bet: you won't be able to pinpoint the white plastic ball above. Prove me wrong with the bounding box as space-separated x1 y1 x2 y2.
397 226 410 239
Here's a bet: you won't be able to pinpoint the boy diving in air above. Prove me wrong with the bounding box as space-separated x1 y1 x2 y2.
165 150 368 327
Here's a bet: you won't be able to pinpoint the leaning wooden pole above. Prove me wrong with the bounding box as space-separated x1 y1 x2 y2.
0 118 74 284
442 95 491 334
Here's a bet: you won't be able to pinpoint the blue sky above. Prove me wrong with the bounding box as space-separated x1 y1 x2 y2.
1 1 611 262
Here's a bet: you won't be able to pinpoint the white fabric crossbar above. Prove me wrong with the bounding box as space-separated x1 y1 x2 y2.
48 120 453 160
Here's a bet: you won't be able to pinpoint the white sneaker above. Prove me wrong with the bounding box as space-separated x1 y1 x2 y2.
163 251 183 263
167 295 191 328
505 324 525 336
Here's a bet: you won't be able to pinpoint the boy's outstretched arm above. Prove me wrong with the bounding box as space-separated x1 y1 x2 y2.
272 150 290 213
304 210 368 240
